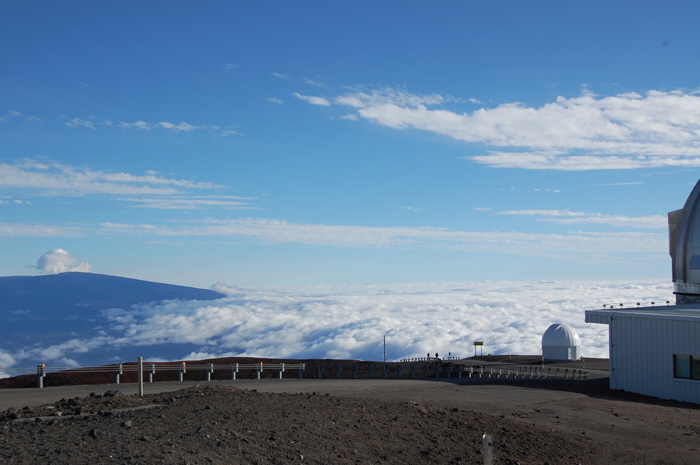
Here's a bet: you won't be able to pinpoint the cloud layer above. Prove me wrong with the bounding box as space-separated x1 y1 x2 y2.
100 217 667 257
0 280 673 376
300 87 700 170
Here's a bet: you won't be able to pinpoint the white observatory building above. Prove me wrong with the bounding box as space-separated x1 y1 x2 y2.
586 180 700 404
542 323 581 361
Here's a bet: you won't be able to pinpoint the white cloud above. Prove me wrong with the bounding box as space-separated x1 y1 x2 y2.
327 87 700 170
36 248 92 274
0 280 674 374
266 97 284 104
0 159 219 196
302 77 326 88
292 93 331 106
66 116 234 136
272 72 289 79
118 120 152 130
499 210 667 229
0 350 16 379
118 195 256 210
500 209 587 217
95 280 675 360
2 110 42 123
99 217 668 257
0 222 84 237
339 113 358 120
158 121 200 131
223 63 237 71
599 182 643 186
65 118 112 130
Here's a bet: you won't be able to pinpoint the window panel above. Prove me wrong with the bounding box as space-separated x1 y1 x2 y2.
692 357 700 380
675 354 691 379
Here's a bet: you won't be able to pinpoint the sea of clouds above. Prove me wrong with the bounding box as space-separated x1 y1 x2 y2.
0 280 673 377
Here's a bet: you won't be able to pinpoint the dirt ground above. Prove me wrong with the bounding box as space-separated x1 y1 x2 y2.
1 357 699 464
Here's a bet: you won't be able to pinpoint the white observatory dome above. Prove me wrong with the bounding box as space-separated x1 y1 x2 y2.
542 323 581 361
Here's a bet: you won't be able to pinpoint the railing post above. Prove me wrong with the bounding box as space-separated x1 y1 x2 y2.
179 362 186 382
149 363 155 383
298 363 304 379
206 363 214 381
137 357 144 396
483 434 494 465
278 363 284 379
115 364 123 384
257 362 263 380
232 363 238 380
36 364 46 388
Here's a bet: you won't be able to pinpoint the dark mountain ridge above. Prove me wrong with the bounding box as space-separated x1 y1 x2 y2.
0 272 225 355
0 272 224 314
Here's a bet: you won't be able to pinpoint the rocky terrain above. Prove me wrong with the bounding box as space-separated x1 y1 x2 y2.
2 381 699 465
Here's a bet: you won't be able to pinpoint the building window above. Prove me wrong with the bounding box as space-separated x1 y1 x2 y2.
674 354 700 380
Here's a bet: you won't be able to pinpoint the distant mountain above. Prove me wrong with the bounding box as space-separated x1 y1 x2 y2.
0 272 225 357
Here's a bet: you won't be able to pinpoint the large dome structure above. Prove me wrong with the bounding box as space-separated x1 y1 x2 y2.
541 323 581 361
669 179 700 303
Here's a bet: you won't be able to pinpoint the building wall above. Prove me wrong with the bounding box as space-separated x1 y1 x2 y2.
610 315 700 403
543 345 580 361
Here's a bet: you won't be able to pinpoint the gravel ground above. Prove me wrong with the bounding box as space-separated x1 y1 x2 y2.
1 382 699 465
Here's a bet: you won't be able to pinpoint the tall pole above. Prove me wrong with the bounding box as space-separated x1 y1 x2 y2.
383 334 386 363
137 357 144 396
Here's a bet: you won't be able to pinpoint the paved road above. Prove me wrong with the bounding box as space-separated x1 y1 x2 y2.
0 370 607 412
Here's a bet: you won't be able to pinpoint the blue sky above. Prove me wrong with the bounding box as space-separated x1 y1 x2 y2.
2 1 700 288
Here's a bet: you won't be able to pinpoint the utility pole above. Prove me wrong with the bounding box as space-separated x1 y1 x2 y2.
383 334 386 363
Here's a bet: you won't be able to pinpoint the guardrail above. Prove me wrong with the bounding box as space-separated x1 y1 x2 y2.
400 356 461 362
29 361 306 388
10 360 589 390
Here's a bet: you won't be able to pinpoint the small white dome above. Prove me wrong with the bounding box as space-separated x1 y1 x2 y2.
542 323 581 347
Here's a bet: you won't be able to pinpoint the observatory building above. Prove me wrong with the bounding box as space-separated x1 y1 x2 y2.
586 180 700 404
542 323 581 361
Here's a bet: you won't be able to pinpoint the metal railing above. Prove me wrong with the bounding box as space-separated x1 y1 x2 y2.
26 361 306 388
8 360 590 389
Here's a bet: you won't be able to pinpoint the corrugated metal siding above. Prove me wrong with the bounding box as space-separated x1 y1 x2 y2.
584 311 611 324
609 314 700 403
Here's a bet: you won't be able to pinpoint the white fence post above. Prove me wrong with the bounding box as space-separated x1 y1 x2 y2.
483 434 493 465
36 364 46 388
137 357 144 396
